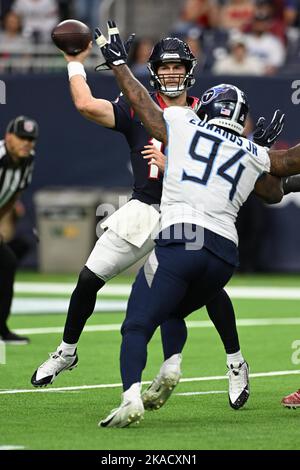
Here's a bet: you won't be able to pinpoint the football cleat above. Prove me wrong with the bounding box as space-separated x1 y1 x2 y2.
281 389 300 409
227 361 250 410
0 331 30 345
142 367 181 411
99 396 144 428
31 349 78 387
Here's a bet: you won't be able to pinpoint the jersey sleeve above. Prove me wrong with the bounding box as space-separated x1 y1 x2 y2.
163 106 189 125
255 145 271 174
111 93 134 134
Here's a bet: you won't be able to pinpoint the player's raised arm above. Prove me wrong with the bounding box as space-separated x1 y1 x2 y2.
112 64 167 145
269 144 300 176
94 21 167 145
64 44 115 128
252 109 285 204
254 174 283 204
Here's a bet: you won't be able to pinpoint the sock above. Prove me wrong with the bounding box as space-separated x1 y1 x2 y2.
63 266 105 343
160 318 187 360
123 382 141 399
120 331 148 391
160 353 182 374
58 340 77 356
206 289 240 354
227 350 244 367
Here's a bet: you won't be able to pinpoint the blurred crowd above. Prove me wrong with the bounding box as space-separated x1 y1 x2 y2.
0 0 104 71
0 0 300 75
0 0 103 43
129 0 300 77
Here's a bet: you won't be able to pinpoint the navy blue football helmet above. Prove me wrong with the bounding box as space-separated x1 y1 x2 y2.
197 84 249 135
148 37 197 97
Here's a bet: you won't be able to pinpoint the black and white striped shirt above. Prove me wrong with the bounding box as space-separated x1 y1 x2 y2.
0 139 34 209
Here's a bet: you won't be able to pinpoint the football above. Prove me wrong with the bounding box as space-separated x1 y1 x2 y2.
51 19 92 56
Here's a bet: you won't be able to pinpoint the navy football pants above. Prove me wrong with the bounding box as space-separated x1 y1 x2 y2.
120 243 235 391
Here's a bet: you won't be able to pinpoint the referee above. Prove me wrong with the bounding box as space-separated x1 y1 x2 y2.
0 115 38 344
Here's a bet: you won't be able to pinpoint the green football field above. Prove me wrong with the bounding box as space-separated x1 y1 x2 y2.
1 272 300 450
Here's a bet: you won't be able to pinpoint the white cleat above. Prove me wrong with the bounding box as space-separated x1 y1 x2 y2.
99 396 144 428
227 361 250 410
31 349 78 387
142 367 181 411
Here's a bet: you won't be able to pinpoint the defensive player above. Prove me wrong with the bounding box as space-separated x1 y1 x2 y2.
31 29 289 411
0 116 38 344
94 22 300 427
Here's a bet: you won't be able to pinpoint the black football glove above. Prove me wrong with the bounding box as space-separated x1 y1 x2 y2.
95 20 134 71
253 109 285 148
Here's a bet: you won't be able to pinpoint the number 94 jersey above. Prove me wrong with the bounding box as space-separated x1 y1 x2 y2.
161 106 271 245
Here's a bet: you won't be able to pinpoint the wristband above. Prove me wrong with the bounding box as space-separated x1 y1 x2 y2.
67 62 87 80
282 175 300 195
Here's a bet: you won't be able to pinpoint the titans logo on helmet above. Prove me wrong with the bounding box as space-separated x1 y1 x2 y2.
201 86 230 105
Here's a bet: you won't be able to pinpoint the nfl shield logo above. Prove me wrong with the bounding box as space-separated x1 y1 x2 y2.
24 120 34 132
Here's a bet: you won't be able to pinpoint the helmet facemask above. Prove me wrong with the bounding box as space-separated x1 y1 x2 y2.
148 60 196 97
148 38 197 97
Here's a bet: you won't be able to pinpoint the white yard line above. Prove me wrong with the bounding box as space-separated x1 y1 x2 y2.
227 286 300 299
12 299 127 314
14 324 122 335
176 391 227 396
0 445 25 450
14 283 300 299
13 317 300 335
0 370 299 395
12 284 300 314
15 283 129 296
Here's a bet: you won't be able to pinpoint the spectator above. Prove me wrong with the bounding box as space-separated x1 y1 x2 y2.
220 0 255 31
129 37 155 76
253 0 286 42
173 0 219 37
73 0 102 33
0 0 14 21
0 11 31 55
245 11 286 74
183 30 207 73
284 0 300 27
12 0 59 43
213 34 265 74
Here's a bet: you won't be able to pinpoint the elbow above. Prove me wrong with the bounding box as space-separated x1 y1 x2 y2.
264 189 284 204
75 99 93 117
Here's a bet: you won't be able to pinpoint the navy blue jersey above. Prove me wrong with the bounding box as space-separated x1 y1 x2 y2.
112 92 200 206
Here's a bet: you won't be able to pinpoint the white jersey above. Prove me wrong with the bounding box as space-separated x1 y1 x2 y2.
161 107 271 245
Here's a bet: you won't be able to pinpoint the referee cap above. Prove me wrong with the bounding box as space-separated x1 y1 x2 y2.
6 116 39 140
